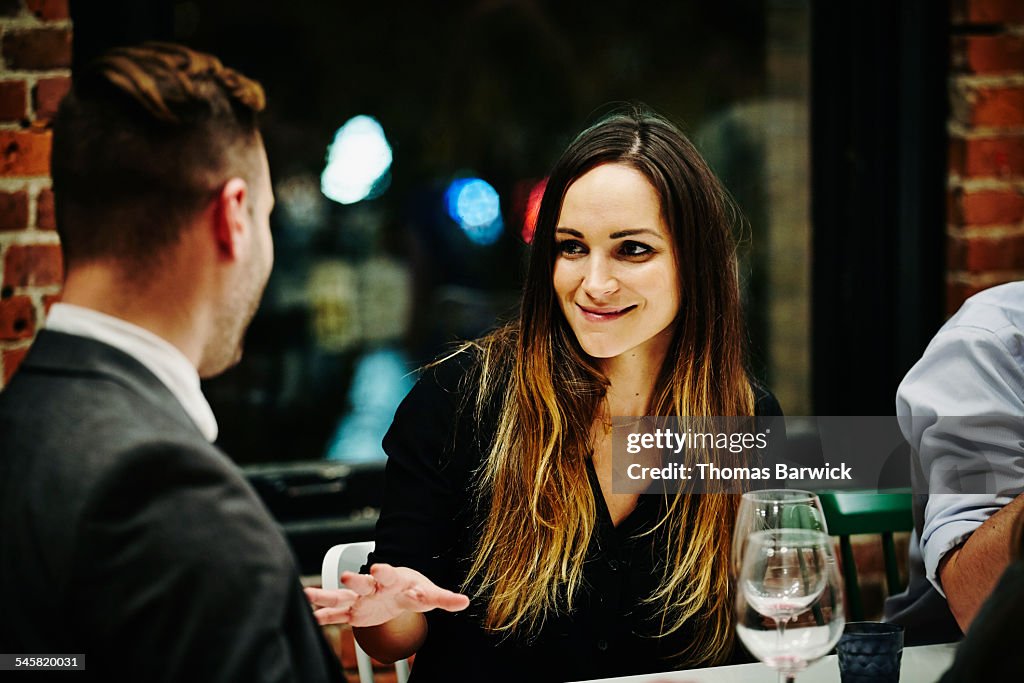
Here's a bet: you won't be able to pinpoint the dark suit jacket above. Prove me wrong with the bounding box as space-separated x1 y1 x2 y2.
0 330 344 682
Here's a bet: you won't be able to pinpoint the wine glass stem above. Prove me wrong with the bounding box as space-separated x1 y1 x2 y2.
776 618 794 683
776 616 787 651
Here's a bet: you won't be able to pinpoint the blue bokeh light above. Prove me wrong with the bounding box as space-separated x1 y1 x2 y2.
321 115 393 205
444 177 503 245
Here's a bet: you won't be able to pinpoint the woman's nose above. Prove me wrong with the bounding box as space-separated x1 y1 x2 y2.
582 256 619 299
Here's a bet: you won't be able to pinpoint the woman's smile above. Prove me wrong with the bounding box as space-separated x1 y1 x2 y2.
576 303 638 322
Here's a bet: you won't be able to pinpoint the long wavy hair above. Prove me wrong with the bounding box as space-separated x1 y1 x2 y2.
461 106 755 666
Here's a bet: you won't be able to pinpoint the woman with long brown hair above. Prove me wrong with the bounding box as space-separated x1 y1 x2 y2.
306 106 781 681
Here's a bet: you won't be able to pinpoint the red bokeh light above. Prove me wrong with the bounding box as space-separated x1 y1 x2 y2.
521 178 548 244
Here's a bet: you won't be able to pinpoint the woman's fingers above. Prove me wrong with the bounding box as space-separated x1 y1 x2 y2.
304 588 357 625
312 606 352 625
410 586 470 612
306 565 467 628
433 589 470 612
394 584 469 613
304 586 360 609
353 563 470 614
367 562 399 588
340 570 377 596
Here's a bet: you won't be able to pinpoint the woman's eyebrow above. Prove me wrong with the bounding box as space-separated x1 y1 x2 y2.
609 228 664 240
555 227 666 240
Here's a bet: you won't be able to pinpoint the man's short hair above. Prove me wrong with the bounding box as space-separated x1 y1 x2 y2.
52 42 266 270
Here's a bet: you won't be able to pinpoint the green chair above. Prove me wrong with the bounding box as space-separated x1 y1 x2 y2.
816 489 914 621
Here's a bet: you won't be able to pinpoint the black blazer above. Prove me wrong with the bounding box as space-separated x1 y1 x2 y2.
0 330 343 682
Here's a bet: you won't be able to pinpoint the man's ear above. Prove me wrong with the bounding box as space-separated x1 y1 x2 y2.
212 177 250 260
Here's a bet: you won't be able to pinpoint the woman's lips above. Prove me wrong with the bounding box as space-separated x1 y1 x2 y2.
576 304 637 322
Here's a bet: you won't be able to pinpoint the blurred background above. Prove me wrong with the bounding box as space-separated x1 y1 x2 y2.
64 0 957 470
1 0 968 583
81 0 826 466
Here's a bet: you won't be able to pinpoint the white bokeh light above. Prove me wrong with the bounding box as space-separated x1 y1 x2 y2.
321 115 393 205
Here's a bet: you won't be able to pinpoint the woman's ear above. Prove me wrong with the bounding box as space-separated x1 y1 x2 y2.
212 177 250 259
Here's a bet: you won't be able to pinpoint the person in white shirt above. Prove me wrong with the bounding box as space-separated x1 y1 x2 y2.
886 281 1024 644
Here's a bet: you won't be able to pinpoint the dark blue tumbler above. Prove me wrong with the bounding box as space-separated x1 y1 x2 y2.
836 622 904 683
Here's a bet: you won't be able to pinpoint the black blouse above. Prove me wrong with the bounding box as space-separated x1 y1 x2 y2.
366 351 783 682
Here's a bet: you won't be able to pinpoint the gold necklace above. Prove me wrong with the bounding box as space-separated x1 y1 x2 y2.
599 414 644 435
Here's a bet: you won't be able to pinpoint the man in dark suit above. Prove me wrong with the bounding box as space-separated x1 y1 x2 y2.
0 43 346 681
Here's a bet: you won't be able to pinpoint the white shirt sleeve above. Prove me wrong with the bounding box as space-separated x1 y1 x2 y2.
897 323 1024 597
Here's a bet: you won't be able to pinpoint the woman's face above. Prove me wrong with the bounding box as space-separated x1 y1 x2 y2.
552 162 680 362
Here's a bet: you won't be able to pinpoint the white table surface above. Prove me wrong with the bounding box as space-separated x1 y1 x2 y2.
572 643 957 683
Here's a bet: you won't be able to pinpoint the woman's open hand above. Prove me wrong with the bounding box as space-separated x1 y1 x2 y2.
304 563 470 627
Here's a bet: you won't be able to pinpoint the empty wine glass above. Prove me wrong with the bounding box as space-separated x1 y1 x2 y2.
736 528 845 683
732 489 828 579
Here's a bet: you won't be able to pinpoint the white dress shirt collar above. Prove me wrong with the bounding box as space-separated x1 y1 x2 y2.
45 303 219 442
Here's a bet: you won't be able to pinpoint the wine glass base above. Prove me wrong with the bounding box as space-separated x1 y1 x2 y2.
765 654 808 674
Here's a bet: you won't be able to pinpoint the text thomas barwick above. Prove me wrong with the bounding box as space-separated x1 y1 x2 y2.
625 462 853 481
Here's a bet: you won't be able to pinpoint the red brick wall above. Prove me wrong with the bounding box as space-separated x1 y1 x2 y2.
947 0 1024 314
0 0 68 387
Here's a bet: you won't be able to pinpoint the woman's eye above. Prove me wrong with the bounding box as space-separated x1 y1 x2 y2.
557 240 586 256
620 241 654 258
